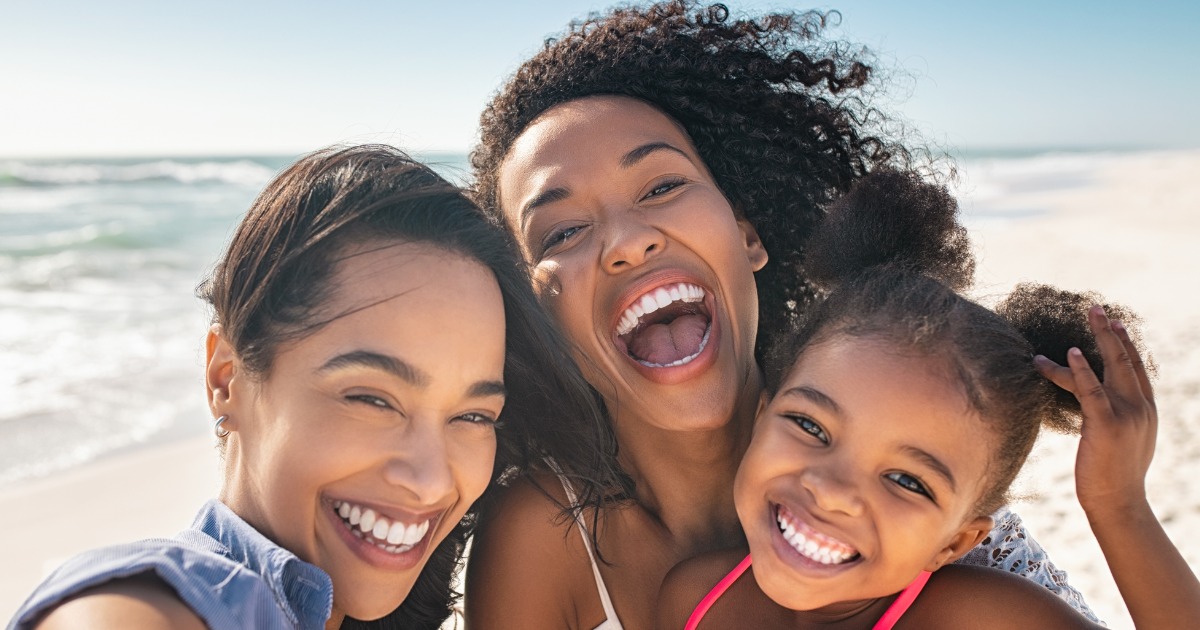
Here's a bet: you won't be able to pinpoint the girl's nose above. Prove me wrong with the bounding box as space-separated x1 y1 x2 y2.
600 215 665 273
800 466 865 518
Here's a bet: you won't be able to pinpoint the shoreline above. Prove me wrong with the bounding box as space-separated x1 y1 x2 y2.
3 149 1198 627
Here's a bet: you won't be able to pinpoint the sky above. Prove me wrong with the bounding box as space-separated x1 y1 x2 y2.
1 0 1197 158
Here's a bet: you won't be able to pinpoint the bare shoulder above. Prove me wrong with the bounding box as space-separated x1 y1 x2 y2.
465 472 597 629
658 548 749 630
897 565 1104 629
32 573 205 630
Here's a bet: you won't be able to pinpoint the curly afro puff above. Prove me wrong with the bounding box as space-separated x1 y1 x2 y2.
764 171 1149 514
471 0 914 356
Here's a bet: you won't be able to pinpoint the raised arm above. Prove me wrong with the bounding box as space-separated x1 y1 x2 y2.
1036 305 1200 627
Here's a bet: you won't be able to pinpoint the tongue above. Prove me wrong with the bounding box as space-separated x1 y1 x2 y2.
628 313 708 365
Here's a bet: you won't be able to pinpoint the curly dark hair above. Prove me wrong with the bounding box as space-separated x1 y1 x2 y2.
471 0 916 356
764 171 1147 515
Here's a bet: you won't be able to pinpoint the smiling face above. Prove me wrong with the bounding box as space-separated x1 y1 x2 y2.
211 242 505 622
734 334 996 613
497 95 768 432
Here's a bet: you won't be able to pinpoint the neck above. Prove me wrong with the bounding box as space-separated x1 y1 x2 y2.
611 368 762 553
325 610 345 630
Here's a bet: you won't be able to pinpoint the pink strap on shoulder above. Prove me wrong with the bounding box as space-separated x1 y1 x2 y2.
684 554 753 630
873 570 932 629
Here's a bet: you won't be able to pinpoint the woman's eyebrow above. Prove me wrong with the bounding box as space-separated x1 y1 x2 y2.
318 350 429 386
520 187 571 230
620 141 692 168
317 350 506 399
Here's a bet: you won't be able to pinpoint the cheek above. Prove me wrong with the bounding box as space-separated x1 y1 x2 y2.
453 433 499 505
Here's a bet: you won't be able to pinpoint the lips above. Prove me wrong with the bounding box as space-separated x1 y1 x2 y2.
613 281 713 367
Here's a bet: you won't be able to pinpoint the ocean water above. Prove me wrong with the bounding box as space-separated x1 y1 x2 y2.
0 148 1134 487
0 153 471 487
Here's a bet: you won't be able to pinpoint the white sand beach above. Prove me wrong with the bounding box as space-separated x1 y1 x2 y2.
2 149 1197 628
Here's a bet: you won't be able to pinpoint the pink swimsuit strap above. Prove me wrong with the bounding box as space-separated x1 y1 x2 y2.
684 554 753 630
683 554 932 630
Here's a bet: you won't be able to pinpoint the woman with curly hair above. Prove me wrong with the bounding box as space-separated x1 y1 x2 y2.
465 2 1098 628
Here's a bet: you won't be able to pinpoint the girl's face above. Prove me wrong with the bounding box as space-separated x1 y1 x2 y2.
497 95 768 431
734 334 995 614
209 242 505 622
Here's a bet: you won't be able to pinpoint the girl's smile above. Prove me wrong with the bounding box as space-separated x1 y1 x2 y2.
736 334 995 613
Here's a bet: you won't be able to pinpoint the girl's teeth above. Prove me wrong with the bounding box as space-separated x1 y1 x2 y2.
349 505 362 526
776 508 858 565
338 502 351 519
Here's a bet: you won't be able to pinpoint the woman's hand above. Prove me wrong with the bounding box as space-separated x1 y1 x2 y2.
1033 305 1157 519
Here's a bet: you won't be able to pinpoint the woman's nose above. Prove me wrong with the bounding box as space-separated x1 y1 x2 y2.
383 426 456 507
600 214 665 273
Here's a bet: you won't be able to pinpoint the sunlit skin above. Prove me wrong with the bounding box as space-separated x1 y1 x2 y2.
467 95 770 629
735 334 994 622
499 95 768 437
208 243 505 628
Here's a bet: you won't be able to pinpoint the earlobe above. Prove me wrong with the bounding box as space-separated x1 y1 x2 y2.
925 515 994 572
205 325 238 416
737 218 769 272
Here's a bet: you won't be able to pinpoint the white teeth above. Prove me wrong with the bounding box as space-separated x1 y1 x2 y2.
615 282 707 336
359 508 377 533
776 509 858 565
387 520 406 545
334 499 433 555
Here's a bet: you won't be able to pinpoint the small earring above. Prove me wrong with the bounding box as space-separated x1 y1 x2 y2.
213 415 231 438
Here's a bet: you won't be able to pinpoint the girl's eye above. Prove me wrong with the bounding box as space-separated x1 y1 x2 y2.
643 178 685 199
885 472 931 498
786 415 828 444
541 224 586 254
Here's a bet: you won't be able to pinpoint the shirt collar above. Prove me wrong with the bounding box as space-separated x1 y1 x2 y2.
192 499 334 628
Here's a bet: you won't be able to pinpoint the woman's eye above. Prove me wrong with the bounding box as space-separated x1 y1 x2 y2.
456 412 501 428
786 415 828 443
885 472 931 498
541 224 585 253
644 178 685 199
347 394 392 410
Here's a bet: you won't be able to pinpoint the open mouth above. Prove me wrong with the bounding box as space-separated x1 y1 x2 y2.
775 504 860 566
333 499 432 555
614 282 712 368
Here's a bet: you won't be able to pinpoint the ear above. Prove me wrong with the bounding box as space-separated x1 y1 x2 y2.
737 218 768 272
925 515 994 572
205 324 239 419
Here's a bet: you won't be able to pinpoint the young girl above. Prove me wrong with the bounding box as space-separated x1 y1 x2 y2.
8 145 621 629
659 171 1200 628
